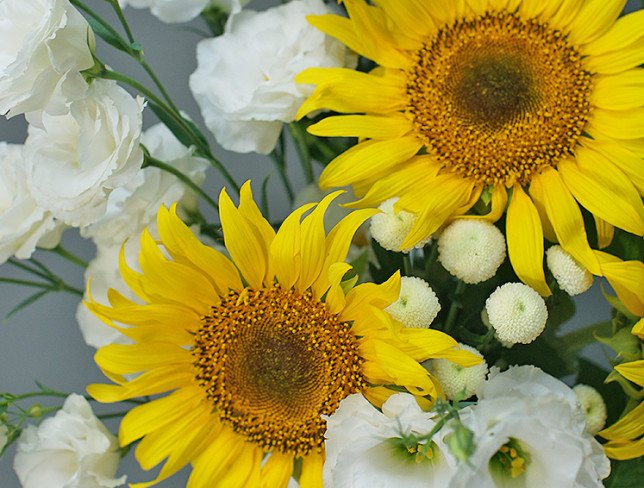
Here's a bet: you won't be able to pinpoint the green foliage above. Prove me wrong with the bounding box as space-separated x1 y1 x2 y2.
605 458 644 488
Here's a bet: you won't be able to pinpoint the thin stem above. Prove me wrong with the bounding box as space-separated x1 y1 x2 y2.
7 259 56 283
144 155 219 211
403 253 413 276
269 139 295 202
106 0 135 44
444 280 467 335
0 278 53 289
139 60 180 113
50 245 88 268
288 123 314 184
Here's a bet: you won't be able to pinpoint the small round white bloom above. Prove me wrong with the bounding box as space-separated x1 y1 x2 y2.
24 79 144 227
431 344 488 400
0 142 64 264
546 245 593 296
438 219 506 284
189 0 355 154
13 394 126 488
81 123 208 247
485 283 548 345
324 393 457 488
386 276 441 328
0 0 94 117
370 198 429 253
573 384 607 435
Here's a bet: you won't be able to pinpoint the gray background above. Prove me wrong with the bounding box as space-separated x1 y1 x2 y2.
1 0 637 486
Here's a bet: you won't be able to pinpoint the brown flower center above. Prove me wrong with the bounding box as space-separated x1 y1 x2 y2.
406 12 592 186
192 286 365 456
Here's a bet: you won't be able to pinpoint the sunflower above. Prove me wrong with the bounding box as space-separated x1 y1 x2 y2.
86 182 479 488
296 0 644 314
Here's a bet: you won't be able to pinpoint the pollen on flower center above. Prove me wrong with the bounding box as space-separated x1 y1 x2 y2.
406 12 592 186
490 438 531 479
192 286 365 456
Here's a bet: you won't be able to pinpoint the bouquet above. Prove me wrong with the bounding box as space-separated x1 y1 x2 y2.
1 0 642 486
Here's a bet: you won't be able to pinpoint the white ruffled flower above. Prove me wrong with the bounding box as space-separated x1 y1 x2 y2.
189 0 355 154
431 344 488 400
438 219 506 284
81 123 208 247
23 79 144 228
120 0 209 23
13 394 126 488
76 241 139 349
370 198 429 253
573 384 607 436
386 276 441 328
485 283 548 345
0 0 93 118
0 142 64 264
546 245 594 296
324 393 457 488
449 366 610 488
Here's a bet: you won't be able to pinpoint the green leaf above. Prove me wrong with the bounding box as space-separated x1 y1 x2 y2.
605 458 644 488
81 11 132 54
148 102 199 151
3 290 50 322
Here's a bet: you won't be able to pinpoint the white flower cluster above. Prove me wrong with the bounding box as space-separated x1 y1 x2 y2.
438 219 506 284
485 282 548 345
14 394 126 488
190 0 355 154
546 245 594 296
573 384 608 435
323 367 611 488
430 343 488 400
386 276 441 328
370 198 429 253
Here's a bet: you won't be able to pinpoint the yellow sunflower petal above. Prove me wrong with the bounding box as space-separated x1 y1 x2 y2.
397 328 483 365
299 452 325 488
584 9 644 55
467 185 508 223
319 137 422 189
584 38 644 75
603 438 644 461
547 0 584 30
187 430 246 488
88 367 193 402
238 181 276 252
296 68 406 118
506 184 551 296
591 70 644 111
94 342 190 376
372 0 437 40
216 444 262 488
260 451 294 488
342 272 400 322
594 251 644 316
157 205 242 295
593 215 615 249
599 402 644 441
588 107 644 140
632 319 644 340
219 188 268 289
307 114 412 139
320 262 352 315
580 139 644 196
615 360 644 388
529 168 601 275
270 203 316 290
565 0 626 46
557 157 644 236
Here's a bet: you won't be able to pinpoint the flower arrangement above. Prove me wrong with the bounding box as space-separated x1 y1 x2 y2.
1 0 642 487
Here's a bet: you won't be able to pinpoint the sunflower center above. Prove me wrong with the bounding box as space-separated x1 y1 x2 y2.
406 12 592 186
192 286 365 457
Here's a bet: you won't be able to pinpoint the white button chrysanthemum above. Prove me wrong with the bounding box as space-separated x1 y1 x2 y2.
437 219 506 284
431 344 488 400
386 276 441 328
485 283 548 345
546 245 594 296
573 384 607 435
370 198 428 253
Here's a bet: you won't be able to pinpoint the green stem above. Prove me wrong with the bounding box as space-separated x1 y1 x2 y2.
0 278 54 289
403 253 413 276
106 0 135 44
444 280 467 335
288 123 314 184
50 245 88 268
7 259 56 283
139 60 180 113
143 154 219 211
269 138 295 202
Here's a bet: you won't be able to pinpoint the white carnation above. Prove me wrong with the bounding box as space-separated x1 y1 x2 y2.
189 0 355 154
546 245 594 296
573 384 607 435
438 219 506 284
324 393 457 488
370 198 429 253
0 142 64 264
23 79 144 228
81 123 208 247
386 276 441 328
449 366 610 488
121 0 210 23
431 344 488 400
485 283 548 345
0 0 93 118
13 394 126 488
